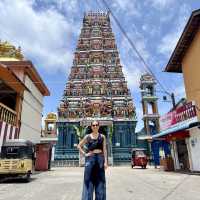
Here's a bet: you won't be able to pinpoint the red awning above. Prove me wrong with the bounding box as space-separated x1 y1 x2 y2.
164 130 189 142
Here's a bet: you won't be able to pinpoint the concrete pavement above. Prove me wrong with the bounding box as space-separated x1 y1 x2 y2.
0 166 200 200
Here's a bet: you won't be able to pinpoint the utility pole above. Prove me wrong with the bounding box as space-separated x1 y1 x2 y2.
163 92 176 109
171 93 176 109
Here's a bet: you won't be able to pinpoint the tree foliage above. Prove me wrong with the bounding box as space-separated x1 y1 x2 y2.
72 125 87 140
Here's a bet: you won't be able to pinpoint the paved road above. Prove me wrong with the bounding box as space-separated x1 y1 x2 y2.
0 166 200 200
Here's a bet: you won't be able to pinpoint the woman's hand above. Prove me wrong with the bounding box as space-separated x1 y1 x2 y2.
104 163 108 170
85 152 93 157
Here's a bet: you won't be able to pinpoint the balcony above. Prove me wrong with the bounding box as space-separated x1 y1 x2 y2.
142 95 158 101
0 102 17 126
143 113 160 119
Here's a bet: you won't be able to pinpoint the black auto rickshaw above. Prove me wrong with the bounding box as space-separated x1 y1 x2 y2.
0 139 35 182
131 148 148 169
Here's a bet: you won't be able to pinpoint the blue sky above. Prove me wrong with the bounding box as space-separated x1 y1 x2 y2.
1 0 200 131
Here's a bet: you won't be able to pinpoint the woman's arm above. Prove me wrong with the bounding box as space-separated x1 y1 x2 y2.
102 135 108 169
77 135 88 156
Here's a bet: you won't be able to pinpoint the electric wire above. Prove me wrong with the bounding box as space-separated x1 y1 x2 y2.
96 0 172 96
1 2 181 102
0 3 168 97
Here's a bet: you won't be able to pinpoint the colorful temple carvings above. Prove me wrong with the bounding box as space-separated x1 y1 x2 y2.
56 11 137 164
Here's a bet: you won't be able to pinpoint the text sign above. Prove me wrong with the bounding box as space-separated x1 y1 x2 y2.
160 102 197 131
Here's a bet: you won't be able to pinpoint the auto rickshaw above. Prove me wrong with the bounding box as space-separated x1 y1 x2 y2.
0 139 35 182
131 148 148 169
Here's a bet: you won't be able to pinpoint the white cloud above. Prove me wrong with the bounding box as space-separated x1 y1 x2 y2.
55 0 78 12
111 0 141 17
158 31 180 56
123 65 143 90
0 0 76 73
158 4 191 56
135 107 144 132
174 85 186 98
148 0 173 10
120 30 150 62
160 9 175 23
118 31 150 91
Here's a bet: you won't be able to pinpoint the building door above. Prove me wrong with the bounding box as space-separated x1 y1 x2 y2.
176 139 190 170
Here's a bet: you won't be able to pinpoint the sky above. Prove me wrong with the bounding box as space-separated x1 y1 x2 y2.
1 0 200 131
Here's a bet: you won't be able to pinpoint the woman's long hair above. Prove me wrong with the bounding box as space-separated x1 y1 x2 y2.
85 126 104 134
85 121 103 135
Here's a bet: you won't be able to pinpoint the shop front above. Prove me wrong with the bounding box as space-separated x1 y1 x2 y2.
153 101 199 172
166 130 190 171
187 126 200 172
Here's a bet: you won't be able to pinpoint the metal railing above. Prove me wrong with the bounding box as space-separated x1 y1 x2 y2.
51 160 79 167
0 102 17 126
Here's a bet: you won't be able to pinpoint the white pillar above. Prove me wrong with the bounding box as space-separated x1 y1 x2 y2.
171 141 180 170
186 137 193 171
51 144 55 161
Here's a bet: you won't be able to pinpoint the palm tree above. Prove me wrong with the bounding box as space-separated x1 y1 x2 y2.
72 125 87 166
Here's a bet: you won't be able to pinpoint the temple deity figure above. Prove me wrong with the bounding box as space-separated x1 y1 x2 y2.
84 100 93 117
92 102 101 117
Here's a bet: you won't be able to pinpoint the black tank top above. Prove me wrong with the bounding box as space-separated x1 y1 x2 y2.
86 134 104 151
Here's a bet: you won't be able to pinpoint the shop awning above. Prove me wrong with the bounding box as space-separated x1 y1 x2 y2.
152 117 199 139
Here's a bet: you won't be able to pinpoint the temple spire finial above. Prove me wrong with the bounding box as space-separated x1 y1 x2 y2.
0 40 24 61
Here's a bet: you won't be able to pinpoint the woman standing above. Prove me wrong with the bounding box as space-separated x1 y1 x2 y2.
77 121 108 200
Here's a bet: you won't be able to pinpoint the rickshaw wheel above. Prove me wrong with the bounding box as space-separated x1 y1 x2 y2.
24 172 31 182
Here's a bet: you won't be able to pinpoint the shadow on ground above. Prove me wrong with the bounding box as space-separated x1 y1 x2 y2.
0 177 37 184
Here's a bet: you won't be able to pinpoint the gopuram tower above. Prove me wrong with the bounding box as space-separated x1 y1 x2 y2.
56 11 137 165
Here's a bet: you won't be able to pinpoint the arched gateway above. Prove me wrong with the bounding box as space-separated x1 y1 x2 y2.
55 11 137 166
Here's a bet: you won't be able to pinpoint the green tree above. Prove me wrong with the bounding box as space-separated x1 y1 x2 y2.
72 125 87 140
72 125 88 167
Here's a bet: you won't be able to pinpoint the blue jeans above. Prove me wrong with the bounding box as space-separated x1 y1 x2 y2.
82 154 106 200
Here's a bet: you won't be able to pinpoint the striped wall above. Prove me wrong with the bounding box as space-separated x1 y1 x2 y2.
0 121 19 152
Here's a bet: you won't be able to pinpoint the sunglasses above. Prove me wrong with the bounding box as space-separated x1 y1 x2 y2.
92 124 99 127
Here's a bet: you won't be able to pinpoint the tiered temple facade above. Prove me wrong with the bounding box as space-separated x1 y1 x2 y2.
55 11 137 165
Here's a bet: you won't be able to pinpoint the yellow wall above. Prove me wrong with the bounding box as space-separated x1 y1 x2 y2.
182 28 200 119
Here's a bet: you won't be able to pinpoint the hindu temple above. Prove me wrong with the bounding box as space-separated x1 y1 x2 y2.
55 11 137 165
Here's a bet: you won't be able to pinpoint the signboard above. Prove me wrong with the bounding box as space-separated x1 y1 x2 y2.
160 101 197 131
